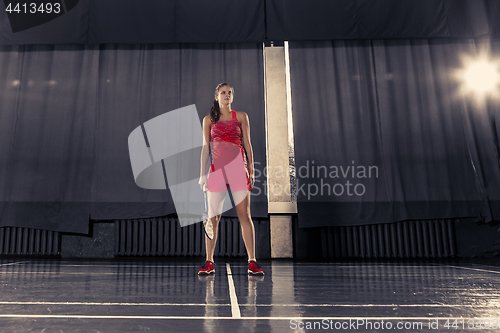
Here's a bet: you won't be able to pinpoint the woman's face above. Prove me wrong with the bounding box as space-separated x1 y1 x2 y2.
215 85 233 106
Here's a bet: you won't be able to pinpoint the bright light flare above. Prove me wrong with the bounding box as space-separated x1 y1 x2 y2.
463 61 499 93
457 56 500 102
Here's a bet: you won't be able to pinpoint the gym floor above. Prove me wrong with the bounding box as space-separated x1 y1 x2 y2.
0 258 499 332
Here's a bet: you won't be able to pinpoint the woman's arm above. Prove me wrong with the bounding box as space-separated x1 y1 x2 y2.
239 112 255 185
199 116 211 189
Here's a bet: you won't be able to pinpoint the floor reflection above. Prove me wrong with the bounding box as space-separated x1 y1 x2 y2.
245 275 265 332
290 263 500 318
0 259 500 332
199 274 216 332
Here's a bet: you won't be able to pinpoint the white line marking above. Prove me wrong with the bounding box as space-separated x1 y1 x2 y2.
0 261 30 267
0 271 193 276
0 301 229 307
446 265 500 275
56 265 202 268
226 263 240 318
0 301 489 308
0 272 143 275
229 264 437 267
238 303 490 307
0 315 492 320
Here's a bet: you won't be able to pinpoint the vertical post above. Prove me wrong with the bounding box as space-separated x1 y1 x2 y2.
264 44 296 258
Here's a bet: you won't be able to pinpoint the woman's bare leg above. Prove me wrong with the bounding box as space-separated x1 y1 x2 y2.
233 191 255 260
205 191 226 262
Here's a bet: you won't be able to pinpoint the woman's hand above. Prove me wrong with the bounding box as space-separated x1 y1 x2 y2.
199 175 207 191
248 165 255 187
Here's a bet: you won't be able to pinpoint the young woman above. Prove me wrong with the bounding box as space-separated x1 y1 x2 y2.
198 83 264 275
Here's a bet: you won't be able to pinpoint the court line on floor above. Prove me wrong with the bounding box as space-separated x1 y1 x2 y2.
226 263 241 318
445 265 500 275
0 265 207 269
0 301 230 306
0 261 30 267
0 301 489 308
0 315 491 320
0 271 449 277
0 271 151 275
6 263 447 268
0 270 210 275
55 265 207 268
238 304 488 308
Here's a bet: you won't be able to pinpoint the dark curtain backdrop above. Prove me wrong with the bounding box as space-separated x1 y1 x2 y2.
268 0 494 41
0 0 266 44
1 0 499 45
290 38 500 228
0 43 266 233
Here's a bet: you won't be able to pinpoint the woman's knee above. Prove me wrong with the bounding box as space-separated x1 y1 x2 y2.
211 214 221 226
238 213 252 225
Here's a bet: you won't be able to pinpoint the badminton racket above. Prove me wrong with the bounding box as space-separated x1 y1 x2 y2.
202 190 214 240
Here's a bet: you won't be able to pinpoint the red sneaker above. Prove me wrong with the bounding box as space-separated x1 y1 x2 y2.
198 260 215 275
248 260 264 275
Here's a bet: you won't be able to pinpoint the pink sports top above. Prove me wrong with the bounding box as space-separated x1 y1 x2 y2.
210 110 248 173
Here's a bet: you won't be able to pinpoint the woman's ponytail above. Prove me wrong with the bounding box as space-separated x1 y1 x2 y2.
210 98 220 123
